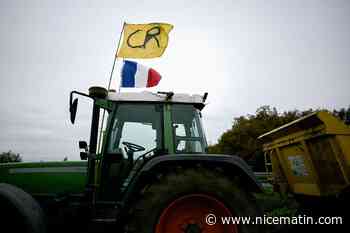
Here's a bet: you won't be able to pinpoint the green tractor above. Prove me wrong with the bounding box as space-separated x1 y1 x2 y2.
0 87 263 233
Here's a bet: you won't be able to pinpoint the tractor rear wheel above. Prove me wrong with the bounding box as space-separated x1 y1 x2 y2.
125 168 263 233
0 183 46 233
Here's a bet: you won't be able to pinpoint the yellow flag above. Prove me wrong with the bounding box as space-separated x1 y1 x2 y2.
117 23 173 59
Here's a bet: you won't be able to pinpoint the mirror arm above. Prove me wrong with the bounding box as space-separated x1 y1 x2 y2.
70 91 94 108
70 91 91 103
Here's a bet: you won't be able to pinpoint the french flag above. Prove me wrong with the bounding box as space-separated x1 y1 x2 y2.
120 60 162 88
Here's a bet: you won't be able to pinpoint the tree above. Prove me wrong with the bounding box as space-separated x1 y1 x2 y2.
208 106 314 171
346 107 350 125
333 106 350 125
0 151 22 163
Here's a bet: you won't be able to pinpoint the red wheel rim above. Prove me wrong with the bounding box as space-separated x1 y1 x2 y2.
155 194 238 233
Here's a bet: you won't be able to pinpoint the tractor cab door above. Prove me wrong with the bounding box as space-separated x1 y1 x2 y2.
99 103 164 200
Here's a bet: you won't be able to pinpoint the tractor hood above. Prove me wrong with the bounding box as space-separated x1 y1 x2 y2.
0 161 87 196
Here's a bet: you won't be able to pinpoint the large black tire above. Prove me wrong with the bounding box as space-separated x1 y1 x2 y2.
125 167 264 233
0 183 46 233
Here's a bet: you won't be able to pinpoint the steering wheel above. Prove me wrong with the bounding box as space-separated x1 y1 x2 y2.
122 141 146 153
140 147 158 159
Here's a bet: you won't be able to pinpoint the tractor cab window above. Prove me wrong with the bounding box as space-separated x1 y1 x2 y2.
171 105 207 153
107 104 163 159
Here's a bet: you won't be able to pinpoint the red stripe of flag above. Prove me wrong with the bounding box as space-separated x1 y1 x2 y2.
147 68 162 87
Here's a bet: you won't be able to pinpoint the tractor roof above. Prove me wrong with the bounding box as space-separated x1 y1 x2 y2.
106 91 206 109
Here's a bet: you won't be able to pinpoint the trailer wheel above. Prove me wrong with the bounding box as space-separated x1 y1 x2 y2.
0 183 46 233
125 168 263 233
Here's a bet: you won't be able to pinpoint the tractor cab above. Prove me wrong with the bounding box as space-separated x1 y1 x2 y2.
70 87 209 201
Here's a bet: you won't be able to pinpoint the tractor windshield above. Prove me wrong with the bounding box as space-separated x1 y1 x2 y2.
107 103 163 158
171 104 207 153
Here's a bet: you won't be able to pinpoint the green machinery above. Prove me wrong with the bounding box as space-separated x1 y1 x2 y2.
0 87 263 233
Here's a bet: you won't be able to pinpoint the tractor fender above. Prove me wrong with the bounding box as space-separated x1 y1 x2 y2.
0 183 46 233
118 154 263 222
140 154 263 192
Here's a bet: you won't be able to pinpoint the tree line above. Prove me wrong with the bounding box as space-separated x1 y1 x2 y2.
0 151 69 163
208 105 350 171
0 151 22 163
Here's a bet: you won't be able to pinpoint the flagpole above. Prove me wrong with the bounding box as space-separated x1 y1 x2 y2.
108 21 126 90
97 22 126 153
118 58 124 92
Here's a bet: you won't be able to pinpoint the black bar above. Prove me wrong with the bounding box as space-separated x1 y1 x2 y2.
87 101 100 186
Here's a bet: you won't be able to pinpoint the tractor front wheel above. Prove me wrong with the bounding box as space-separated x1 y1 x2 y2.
125 168 263 233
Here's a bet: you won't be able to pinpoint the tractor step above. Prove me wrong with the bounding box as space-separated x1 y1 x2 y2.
92 202 119 224
91 218 116 223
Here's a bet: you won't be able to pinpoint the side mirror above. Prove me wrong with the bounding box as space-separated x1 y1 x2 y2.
70 98 78 124
80 152 88 160
80 152 96 160
79 141 88 160
79 141 88 151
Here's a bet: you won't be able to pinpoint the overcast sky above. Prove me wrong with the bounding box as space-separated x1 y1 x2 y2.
1 0 349 161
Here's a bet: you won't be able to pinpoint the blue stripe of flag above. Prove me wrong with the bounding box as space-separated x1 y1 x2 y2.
121 60 137 87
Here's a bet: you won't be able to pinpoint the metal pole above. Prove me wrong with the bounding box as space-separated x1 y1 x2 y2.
97 22 126 153
118 58 124 93
108 21 126 90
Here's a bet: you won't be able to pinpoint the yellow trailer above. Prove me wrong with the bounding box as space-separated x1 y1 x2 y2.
258 111 350 198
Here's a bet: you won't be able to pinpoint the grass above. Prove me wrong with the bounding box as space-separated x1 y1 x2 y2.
255 187 298 217
254 187 299 232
